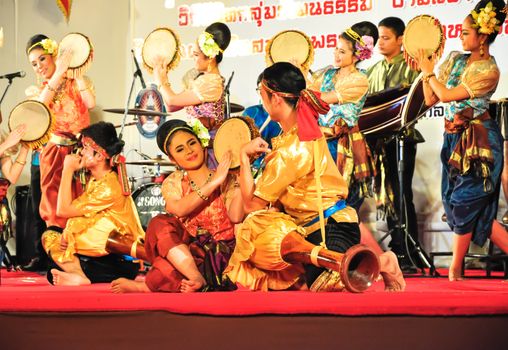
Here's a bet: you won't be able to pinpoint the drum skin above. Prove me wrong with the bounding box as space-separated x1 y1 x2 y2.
58 32 94 78
265 30 314 71
142 27 181 74
8 100 54 149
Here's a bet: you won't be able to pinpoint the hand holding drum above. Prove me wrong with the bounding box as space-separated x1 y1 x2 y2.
58 32 94 79
402 15 445 70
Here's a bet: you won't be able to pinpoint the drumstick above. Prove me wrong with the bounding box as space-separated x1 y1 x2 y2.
258 116 272 134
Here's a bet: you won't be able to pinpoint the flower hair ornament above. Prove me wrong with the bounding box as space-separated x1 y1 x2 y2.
27 38 58 55
471 1 502 34
345 28 374 61
197 31 223 59
187 118 211 147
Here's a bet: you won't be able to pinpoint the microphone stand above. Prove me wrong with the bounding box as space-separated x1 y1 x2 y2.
224 71 234 119
119 52 145 140
0 77 14 106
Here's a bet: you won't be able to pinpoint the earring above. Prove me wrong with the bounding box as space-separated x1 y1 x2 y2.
480 42 484 57
207 61 212 73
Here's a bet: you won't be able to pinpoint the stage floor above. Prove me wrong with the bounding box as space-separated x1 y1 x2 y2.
1 269 507 349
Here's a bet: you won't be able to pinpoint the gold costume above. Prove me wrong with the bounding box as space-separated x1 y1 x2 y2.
226 127 358 291
42 171 144 262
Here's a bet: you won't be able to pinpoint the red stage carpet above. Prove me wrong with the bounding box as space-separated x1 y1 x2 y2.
1 269 507 349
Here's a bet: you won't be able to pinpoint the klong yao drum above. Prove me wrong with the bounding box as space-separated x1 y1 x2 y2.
142 27 181 74
132 183 166 230
213 117 260 169
403 15 445 70
9 100 54 149
358 73 433 135
265 30 314 71
58 32 94 79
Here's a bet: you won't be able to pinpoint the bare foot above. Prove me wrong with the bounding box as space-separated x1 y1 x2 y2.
379 251 406 292
180 277 205 293
51 269 91 286
448 267 464 281
111 278 150 293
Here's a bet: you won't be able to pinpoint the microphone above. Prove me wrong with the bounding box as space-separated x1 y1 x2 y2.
131 49 146 89
0 71 26 80
134 149 152 160
225 71 234 92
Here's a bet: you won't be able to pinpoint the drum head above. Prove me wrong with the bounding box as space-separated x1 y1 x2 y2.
59 32 93 69
133 183 166 230
403 15 444 60
142 27 181 73
8 100 54 149
214 118 255 169
266 30 314 70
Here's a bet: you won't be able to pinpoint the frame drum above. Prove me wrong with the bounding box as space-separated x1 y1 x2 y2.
213 117 260 169
403 15 445 69
58 32 94 79
8 100 54 149
265 30 314 71
142 27 181 74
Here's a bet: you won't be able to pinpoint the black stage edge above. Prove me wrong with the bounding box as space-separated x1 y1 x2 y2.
1 312 506 349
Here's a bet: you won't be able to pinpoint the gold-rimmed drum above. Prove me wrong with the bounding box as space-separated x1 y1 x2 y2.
142 27 181 74
8 100 54 149
58 32 94 79
213 117 260 169
403 15 445 70
265 30 314 71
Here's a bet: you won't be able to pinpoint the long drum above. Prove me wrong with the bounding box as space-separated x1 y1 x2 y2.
358 73 431 135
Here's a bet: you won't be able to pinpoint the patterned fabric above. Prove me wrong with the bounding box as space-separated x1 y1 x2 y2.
43 171 145 262
184 73 225 131
438 51 502 246
161 171 237 242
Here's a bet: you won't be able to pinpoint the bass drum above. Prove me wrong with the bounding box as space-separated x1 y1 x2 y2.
132 183 166 230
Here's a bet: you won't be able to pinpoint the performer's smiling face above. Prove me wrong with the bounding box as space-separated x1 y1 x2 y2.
168 130 205 170
334 37 356 68
28 47 56 80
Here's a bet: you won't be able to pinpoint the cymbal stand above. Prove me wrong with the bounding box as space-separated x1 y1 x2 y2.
119 60 144 140
0 77 15 106
224 71 234 119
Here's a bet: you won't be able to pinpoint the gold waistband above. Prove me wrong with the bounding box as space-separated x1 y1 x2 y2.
49 133 77 146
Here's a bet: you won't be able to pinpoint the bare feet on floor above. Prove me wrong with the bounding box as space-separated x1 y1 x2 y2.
448 268 464 281
111 278 150 293
379 251 406 292
180 277 206 293
51 269 91 286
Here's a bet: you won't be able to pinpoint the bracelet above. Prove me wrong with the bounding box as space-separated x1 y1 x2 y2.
158 82 171 90
423 73 436 83
15 159 26 165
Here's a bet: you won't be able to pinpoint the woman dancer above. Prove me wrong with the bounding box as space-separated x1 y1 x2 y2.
416 0 508 280
112 119 243 293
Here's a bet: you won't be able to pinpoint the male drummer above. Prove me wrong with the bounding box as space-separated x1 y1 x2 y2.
41 122 144 286
366 17 423 273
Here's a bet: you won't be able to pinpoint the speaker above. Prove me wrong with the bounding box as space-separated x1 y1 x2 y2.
15 185 38 265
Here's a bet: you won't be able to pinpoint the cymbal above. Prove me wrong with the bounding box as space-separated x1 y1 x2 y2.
103 108 170 117
125 159 175 166
229 103 245 113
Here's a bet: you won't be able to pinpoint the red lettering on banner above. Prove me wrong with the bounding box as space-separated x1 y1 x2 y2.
448 24 462 39
309 1 323 16
392 0 404 7
336 0 347 13
323 1 335 14
326 34 338 48
178 5 191 27
251 2 263 27
348 0 359 12
360 0 372 11
311 35 326 48
252 39 265 53
264 4 278 20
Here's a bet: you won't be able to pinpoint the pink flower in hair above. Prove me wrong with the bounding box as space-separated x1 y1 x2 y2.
355 35 374 61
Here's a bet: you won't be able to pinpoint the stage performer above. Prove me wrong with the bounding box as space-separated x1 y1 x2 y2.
24 34 95 270
416 0 508 281
225 62 405 292
154 22 231 169
41 122 144 286
366 17 423 273
0 123 29 185
111 119 244 293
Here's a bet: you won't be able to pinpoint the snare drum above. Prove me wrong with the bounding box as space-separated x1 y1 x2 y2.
403 15 445 70
142 27 181 74
490 98 508 140
58 32 94 79
8 100 54 149
213 117 260 169
133 183 166 230
265 30 314 71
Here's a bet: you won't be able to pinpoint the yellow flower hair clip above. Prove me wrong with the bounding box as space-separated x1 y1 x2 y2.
27 38 58 55
471 1 501 35
197 32 223 59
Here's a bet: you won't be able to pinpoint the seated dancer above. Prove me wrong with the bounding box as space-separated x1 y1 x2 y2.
154 22 231 169
41 122 144 286
226 62 404 292
111 119 243 293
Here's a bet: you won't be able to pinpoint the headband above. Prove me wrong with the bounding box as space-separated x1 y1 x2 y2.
197 31 223 59
163 119 210 156
27 38 58 56
344 28 374 61
261 79 330 141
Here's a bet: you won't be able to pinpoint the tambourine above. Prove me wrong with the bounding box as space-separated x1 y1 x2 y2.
8 100 55 149
403 15 445 70
58 32 94 79
142 27 181 74
213 117 260 169
265 30 314 71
